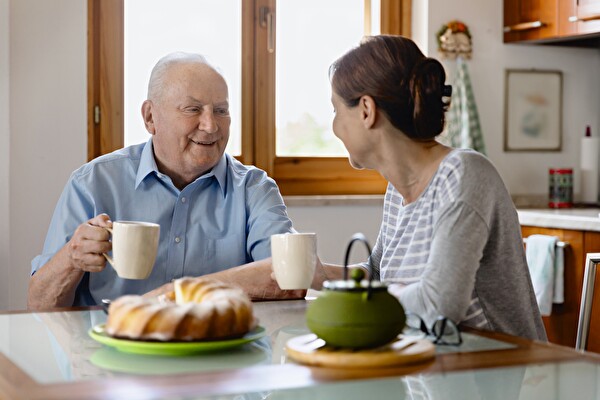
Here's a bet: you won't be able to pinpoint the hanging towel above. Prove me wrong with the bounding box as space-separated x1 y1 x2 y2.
525 235 564 316
445 57 486 155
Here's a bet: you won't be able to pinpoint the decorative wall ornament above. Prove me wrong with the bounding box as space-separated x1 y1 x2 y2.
437 20 485 154
436 20 472 60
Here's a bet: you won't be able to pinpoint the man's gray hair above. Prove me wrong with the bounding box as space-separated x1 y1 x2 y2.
147 52 215 100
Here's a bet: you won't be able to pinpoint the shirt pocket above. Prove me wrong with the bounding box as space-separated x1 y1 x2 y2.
202 233 248 273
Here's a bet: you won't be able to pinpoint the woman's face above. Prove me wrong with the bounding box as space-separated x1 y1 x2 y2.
331 91 369 170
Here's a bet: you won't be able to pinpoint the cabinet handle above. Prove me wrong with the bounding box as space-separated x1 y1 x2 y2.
569 14 600 23
503 20 545 33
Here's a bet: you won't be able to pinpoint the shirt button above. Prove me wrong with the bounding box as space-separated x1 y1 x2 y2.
181 197 186 203
174 237 181 243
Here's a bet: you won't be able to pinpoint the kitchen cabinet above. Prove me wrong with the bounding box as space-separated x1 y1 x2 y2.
521 226 583 348
571 0 600 35
504 0 559 42
504 0 600 44
522 225 600 352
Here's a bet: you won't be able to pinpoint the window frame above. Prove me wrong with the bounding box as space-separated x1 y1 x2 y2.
87 0 411 195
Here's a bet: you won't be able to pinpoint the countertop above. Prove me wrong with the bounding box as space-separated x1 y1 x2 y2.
517 208 600 232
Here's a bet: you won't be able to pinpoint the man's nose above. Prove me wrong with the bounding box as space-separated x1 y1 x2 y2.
198 111 218 134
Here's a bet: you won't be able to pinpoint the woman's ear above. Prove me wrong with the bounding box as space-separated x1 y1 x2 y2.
359 95 377 129
141 100 156 135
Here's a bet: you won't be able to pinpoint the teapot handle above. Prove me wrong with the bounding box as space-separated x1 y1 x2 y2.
343 232 374 298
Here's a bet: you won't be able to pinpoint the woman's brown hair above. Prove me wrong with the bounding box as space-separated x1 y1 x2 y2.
330 35 450 140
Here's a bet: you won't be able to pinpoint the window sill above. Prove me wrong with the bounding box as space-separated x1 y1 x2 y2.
283 195 384 207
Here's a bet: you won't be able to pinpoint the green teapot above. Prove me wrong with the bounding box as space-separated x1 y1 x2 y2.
306 233 406 349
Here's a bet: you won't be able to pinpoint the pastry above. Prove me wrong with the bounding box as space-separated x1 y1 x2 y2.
105 277 255 341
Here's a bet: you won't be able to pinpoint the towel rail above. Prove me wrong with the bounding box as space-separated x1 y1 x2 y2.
523 238 568 248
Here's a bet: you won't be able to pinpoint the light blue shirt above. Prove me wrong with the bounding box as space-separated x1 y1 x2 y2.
31 139 293 305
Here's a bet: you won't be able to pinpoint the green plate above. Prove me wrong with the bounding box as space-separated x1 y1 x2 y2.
88 324 267 356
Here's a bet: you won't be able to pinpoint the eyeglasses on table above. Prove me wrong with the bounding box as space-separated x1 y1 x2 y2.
404 312 463 346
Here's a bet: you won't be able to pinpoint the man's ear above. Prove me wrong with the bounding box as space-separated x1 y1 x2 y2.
141 100 156 135
360 95 377 129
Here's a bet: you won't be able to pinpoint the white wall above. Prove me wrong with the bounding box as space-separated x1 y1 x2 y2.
0 0 10 337
1 0 600 310
5 0 87 310
287 204 382 265
421 0 600 197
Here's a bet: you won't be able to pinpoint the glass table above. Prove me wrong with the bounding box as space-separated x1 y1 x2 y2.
0 299 599 399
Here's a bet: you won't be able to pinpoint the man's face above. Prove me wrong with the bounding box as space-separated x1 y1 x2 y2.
143 63 231 186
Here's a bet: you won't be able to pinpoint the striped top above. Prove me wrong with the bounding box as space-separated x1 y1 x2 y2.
369 149 546 340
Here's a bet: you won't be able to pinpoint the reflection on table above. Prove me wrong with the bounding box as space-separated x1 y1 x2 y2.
0 299 600 399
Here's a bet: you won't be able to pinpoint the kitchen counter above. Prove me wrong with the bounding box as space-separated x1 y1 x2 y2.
517 208 600 232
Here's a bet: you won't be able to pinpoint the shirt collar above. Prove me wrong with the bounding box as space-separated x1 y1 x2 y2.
135 138 160 189
209 153 228 198
135 138 227 197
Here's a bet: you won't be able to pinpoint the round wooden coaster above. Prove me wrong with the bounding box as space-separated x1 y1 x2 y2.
285 334 435 369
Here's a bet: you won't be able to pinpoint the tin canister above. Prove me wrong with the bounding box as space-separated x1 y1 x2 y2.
549 168 573 208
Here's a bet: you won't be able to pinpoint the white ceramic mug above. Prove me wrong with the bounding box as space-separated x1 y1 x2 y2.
271 233 317 290
103 221 160 279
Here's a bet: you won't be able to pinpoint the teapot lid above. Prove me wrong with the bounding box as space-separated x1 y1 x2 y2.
323 278 389 292
323 265 388 292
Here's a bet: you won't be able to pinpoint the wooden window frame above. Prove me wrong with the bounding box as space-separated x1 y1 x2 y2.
88 0 411 195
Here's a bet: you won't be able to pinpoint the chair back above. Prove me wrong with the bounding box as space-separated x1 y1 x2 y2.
576 253 600 351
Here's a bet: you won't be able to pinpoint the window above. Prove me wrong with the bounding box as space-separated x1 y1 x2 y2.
88 0 411 195
124 0 243 155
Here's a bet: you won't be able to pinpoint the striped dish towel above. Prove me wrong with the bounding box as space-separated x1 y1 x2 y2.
444 56 486 155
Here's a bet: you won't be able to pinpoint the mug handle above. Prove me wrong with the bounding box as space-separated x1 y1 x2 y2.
102 227 114 266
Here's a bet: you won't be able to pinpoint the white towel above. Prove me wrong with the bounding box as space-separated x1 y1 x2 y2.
525 235 564 316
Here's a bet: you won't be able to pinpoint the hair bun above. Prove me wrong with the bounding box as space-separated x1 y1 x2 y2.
409 58 450 139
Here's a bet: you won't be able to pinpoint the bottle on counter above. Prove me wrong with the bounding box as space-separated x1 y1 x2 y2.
549 168 573 208
580 125 600 205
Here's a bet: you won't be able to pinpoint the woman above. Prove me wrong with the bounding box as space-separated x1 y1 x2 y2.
327 35 546 341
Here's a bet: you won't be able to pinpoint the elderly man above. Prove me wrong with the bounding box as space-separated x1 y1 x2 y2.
28 52 301 310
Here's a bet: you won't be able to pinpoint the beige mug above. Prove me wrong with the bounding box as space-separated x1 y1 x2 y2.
103 221 160 279
271 233 317 290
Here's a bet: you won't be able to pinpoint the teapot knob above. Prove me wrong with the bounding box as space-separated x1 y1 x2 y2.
350 267 365 283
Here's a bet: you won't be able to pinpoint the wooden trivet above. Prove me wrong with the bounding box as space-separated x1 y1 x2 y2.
285 334 435 368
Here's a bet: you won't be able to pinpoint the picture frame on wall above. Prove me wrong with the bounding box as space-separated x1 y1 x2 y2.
504 69 562 152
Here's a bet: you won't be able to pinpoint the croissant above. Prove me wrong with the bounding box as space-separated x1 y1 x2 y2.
105 277 256 341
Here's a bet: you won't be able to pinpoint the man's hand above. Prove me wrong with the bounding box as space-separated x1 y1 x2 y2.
66 214 113 273
232 258 306 300
143 282 174 299
147 258 306 301
28 213 114 310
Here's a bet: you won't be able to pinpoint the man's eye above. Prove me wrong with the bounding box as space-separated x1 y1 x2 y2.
215 108 230 116
185 107 200 113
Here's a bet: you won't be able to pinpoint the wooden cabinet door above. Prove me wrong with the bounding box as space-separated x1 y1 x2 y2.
504 0 559 42
522 226 584 347
572 0 600 35
558 0 578 36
